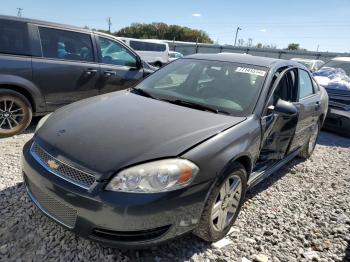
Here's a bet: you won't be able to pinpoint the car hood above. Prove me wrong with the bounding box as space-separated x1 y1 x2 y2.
36 91 245 179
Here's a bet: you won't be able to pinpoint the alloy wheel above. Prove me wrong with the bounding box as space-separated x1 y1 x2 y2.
211 174 242 231
0 98 25 131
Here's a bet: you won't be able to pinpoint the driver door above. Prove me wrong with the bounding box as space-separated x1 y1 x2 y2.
257 68 299 164
96 36 144 94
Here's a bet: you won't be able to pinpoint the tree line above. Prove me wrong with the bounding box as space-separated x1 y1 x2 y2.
95 22 213 44
87 23 304 50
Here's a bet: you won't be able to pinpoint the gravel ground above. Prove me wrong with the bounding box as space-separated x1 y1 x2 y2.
0 123 349 262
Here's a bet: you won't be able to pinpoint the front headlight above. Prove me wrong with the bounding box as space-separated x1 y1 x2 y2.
35 113 52 133
105 159 199 193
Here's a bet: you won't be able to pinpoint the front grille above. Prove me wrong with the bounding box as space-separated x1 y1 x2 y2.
90 225 171 242
31 142 95 189
27 180 77 228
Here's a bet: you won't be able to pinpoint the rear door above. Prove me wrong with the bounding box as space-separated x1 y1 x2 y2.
32 26 100 111
289 69 320 152
95 36 144 94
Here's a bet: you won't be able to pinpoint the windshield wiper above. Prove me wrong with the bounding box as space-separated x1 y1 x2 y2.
165 99 231 115
130 87 156 99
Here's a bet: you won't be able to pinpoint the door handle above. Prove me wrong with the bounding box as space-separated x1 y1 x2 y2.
103 70 116 77
315 101 321 111
85 69 97 75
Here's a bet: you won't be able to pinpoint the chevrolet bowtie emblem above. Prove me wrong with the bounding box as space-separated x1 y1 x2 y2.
47 159 59 170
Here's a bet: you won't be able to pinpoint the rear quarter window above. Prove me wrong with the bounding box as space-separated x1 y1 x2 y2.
0 19 30 56
298 69 314 99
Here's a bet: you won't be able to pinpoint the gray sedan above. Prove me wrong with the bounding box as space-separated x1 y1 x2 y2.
22 53 328 247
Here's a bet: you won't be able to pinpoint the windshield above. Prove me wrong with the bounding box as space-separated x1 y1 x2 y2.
135 59 267 116
321 60 350 76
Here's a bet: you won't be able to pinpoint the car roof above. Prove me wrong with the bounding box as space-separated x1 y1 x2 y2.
332 57 350 62
0 15 91 33
0 15 128 42
185 53 302 69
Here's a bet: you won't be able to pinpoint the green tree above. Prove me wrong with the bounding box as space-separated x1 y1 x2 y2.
112 22 213 43
287 43 300 50
256 43 263 48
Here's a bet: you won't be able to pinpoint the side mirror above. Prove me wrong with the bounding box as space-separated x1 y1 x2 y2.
269 99 298 116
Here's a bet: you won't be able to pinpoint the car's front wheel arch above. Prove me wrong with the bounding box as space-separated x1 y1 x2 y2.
193 161 248 242
195 154 252 232
201 154 252 205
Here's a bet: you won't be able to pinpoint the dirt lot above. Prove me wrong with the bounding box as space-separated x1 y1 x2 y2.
0 124 349 262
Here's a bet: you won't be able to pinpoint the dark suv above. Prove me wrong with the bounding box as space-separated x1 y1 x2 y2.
0 15 154 137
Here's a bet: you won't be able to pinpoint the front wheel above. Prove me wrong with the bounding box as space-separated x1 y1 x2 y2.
194 163 247 242
299 121 320 159
0 89 32 138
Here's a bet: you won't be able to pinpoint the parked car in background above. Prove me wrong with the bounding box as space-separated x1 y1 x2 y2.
22 54 328 247
118 37 170 67
291 58 324 72
169 51 184 62
313 57 350 137
0 15 155 137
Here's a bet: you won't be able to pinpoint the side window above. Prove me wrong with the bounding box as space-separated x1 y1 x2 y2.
298 69 314 99
98 37 137 67
312 79 320 92
39 27 94 62
271 69 298 105
0 20 30 56
130 41 166 52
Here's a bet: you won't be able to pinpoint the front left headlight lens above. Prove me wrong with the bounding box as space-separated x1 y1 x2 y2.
35 113 52 133
105 159 199 193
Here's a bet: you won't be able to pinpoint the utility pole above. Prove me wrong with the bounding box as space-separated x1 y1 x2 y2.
234 26 242 46
316 44 319 52
106 17 112 33
17 8 23 17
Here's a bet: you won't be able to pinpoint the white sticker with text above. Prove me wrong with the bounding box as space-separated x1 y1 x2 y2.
235 67 266 76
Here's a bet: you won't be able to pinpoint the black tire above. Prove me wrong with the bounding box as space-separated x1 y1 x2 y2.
193 162 247 242
154 61 162 68
299 121 320 159
0 89 32 138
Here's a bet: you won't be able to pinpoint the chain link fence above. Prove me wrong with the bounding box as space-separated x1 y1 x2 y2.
165 41 350 62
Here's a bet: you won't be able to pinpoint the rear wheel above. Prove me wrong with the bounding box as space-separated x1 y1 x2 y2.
0 89 32 138
194 163 247 242
299 121 320 159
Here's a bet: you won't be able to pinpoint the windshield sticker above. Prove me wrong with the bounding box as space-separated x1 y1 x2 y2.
235 67 266 76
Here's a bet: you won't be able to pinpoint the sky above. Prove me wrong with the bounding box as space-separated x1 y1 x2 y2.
1 0 350 53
